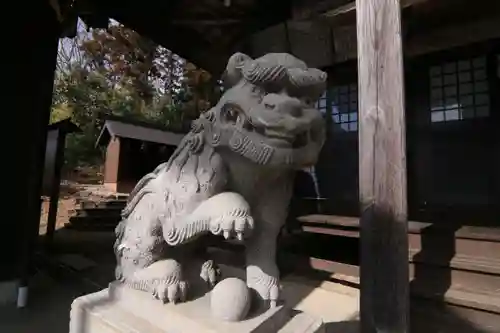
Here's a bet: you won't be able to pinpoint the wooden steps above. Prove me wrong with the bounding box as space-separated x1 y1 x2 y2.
206 245 500 332
69 206 123 218
66 216 121 231
297 215 500 264
280 254 500 313
78 199 128 210
66 199 126 231
204 211 500 332
410 297 500 333
287 214 500 330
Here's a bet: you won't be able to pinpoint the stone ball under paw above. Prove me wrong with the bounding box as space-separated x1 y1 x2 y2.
210 277 251 322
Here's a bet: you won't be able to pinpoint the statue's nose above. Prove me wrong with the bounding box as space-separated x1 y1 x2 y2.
262 94 302 118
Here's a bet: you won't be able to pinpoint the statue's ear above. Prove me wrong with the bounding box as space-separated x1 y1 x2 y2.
223 52 252 88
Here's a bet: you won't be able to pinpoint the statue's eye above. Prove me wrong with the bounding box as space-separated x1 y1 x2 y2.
304 98 314 106
227 108 238 122
222 104 241 123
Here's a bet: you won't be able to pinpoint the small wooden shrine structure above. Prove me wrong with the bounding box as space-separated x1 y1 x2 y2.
96 116 184 193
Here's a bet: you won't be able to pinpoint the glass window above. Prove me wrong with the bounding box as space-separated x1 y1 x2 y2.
428 56 491 122
330 83 358 132
316 91 327 115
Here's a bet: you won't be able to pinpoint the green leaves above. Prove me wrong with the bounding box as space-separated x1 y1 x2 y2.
52 21 218 170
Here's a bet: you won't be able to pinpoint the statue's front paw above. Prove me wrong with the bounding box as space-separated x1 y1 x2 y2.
153 280 188 304
246 265 281 308
200 259 221 289
211 214 254 241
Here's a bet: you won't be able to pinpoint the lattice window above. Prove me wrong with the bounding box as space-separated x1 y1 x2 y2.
316 91 327 115
331 84 358 132
429 57 490 122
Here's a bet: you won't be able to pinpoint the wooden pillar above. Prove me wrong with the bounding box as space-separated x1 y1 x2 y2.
492 53 500 221
1 1 60 305
356 1 409 332
45 129 68 251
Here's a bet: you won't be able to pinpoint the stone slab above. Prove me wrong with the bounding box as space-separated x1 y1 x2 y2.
70 283 325 333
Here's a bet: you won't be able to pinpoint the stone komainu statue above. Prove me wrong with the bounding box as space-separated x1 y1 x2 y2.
114 52 327 308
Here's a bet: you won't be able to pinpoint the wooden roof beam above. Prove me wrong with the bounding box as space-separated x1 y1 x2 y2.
321 0 430 18
171 19 241 26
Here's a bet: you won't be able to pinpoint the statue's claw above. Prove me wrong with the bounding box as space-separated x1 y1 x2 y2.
214 215 254 241
179 281 188 301
200 260 221 289
152 284 167 303
153 280 188 304
269 284 280 308
167 284 177 304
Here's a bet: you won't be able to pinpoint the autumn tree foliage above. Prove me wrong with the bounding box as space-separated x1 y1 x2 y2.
52 20 217 169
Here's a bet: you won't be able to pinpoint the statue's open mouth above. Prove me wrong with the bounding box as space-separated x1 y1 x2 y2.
264 130 310 149
247 122 310 149
220 103 314 150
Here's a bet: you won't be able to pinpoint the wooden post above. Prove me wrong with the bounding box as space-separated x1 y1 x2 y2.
45 130 67 251
14 2 60 305
356 1 409 333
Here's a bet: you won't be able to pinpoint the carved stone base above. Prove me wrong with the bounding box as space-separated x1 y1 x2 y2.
69 282 324 333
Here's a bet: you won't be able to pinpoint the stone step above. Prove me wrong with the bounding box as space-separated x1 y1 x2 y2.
71 207 123 218
78 200 127 210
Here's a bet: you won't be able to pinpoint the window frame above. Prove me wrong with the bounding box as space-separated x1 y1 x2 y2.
428 56 491 123
411 39 498 131
322 61 359 138
406 39 499 221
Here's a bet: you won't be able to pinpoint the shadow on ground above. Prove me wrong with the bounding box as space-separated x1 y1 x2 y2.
4 214 498 333
0 270 97 333
280 224 498 333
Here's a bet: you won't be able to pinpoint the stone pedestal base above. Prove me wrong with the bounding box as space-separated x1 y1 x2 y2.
70 282 324 333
